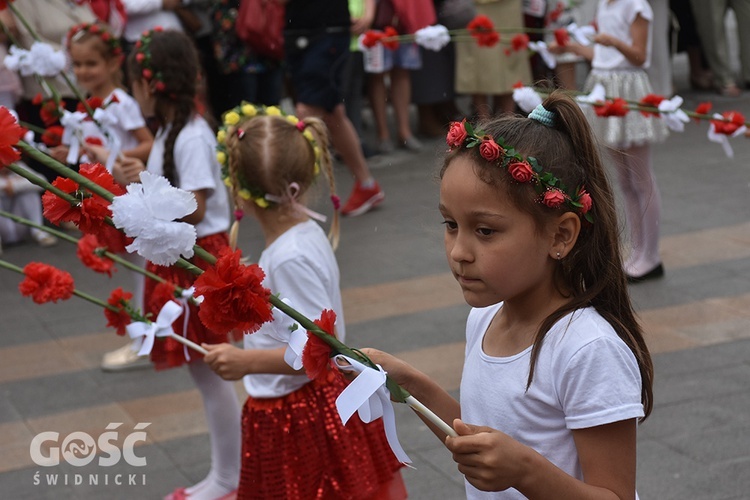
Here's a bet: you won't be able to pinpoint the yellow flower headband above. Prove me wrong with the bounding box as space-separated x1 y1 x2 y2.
216 102 322 209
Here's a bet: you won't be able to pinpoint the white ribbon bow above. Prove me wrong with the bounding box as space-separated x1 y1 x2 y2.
576 83 606 105
414 24 451 52
567 23 596 46
261 298 306 370
707 113 747 159
333 355 412 464
91 107 123 170
126 300 183 356
60 110 88 165
512 86 543 114
528 41 557 69
657 95 690 133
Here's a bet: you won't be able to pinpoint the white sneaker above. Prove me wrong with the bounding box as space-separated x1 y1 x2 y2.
33 232 58 247
101 342 151 372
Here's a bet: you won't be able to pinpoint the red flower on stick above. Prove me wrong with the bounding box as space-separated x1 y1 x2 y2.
302 309 338 381
594 98 629 117
382 26 400 50
19 262 75 304
39 98 64 126
639 94 665 117
77 233 115 276
554 28 570 47
105 287 133 336
362 30 385 48
41 126 64 147
77 96 105 114
694 102 712 122
148 281 176 313
711 111 746 135
193 248 273 335
0 106 25 167
511 33 529 52
468 15 500 47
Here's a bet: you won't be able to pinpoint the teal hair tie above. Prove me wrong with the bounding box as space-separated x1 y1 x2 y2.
528 103 555 127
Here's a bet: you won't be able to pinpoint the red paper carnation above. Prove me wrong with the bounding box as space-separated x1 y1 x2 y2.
694 102 712 122
0 0 15 11
511 33 529 52
554 28 570 47
41 126 64 147
594 98 629 117
40 99 64 126
105 287 133 336
711 111 745 135
77 233 115 276
0 106 25 167
302 309 338 381
639 94 665 117
468 15 500 47
194 248 273 335
43 177 81 226
382 26 400 50
77 96 104 114
148 281 177 314
362 30 385 48
19 262 75 304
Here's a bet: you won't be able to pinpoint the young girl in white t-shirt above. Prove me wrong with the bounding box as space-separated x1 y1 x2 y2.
361 93 654 498
112 29 240 500
201 107 406 499
56 22 153 166
552 0 667 282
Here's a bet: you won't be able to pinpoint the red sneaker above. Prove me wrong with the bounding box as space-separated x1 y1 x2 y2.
341 181 385 216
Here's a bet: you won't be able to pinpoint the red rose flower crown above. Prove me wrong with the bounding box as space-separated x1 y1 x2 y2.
446 117 594 223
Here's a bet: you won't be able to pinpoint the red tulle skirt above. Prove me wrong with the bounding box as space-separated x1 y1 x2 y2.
143 232 238 370
238 371 406 500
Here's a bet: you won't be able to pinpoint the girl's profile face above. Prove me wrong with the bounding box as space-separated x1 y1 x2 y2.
130 78 154 116
70 41 118 97
439 157 555 308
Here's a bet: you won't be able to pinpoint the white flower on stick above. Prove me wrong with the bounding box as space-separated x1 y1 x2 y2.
414 25 451 52
657 95 690 133
4 42 66 77
111 171 197 266
513 86 543 114
528 41 556 69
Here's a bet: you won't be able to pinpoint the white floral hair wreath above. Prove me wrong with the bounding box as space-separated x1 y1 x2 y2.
216 102 322 208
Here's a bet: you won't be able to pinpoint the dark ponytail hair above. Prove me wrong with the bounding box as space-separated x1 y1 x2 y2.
442 91 653 420
127 30 198 186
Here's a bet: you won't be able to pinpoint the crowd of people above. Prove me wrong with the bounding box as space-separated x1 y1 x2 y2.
1 0 748 499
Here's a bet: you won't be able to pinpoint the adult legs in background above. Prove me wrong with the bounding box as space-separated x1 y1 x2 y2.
182 361 241 500
689 0 741 96
730 0 750 87
610 145 663 279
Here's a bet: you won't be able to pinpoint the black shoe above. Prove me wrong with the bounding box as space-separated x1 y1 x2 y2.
626 263 664 284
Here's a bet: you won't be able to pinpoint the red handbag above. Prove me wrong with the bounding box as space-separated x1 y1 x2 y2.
235 0 286 61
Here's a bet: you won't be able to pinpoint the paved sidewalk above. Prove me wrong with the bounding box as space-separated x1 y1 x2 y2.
1 62 750 499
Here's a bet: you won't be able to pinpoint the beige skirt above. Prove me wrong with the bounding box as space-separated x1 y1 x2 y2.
455 0 532 94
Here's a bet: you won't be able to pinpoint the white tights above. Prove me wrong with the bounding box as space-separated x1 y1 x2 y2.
184 361 241 500
610 144 662 276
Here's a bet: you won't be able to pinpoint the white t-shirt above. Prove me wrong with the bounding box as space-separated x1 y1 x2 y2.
460 303 644 499
243 220 345 399
147 116 230 238
80 88 146 161
592 0 653 70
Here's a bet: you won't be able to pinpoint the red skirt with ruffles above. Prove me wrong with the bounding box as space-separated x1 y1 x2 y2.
238 371 406 500
143 232 238 370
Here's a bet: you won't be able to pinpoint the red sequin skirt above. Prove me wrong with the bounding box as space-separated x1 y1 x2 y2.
143 232 237 370
238 372 406 500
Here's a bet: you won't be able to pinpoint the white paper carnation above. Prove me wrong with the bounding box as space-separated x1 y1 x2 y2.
4 42 66 77
512 86 543 114
111 171 197 266
657 95 690 133
414 25 451 52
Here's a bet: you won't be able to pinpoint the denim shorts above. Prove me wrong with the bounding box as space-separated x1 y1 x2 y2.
284 32 351 112
381 42 422 71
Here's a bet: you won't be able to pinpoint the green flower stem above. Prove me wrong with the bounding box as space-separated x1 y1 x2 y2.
19 121 46 135
0 210 201 305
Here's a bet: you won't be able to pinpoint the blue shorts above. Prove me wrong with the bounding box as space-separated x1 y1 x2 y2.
284 32 351 112
381 42 422 72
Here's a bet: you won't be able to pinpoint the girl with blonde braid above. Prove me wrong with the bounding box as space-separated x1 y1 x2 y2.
203 107 406 500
